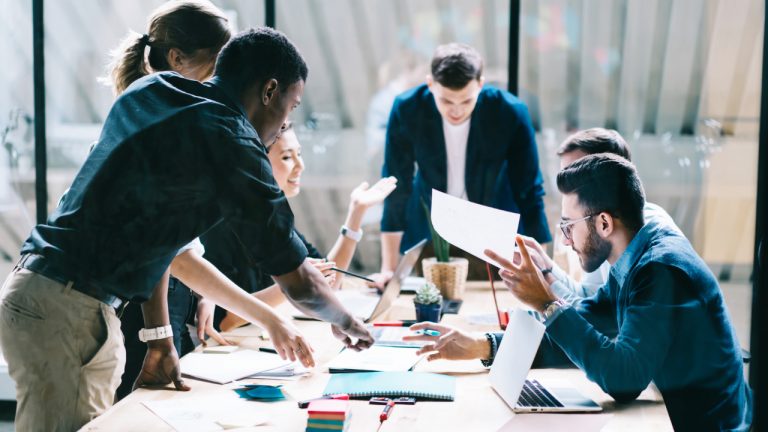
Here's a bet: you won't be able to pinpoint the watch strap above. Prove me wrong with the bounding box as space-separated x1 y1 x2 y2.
340 225 363 242
138 325 173 342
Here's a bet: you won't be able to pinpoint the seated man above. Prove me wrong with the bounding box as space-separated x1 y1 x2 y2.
525 127 681 302
408 154 752 431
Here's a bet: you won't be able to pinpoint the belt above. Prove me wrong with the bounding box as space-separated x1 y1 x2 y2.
17 254 124 309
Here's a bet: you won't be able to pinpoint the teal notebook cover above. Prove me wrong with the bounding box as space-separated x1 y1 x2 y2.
323 372 455 401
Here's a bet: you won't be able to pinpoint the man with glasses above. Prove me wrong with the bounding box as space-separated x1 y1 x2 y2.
409 153 752 431
525 128 681 303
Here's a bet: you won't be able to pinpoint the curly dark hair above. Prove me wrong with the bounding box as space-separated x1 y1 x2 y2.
215 27 308 92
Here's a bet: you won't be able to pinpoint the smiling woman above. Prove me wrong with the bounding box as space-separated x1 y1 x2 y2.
267 122 305 197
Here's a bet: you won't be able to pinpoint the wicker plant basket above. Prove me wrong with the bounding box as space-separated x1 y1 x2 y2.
422 257 469 300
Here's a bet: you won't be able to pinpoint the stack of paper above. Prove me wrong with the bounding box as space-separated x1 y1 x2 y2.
306 399 351 432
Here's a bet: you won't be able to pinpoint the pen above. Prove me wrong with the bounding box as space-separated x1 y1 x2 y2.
329 267 376 283
379 400 395 422
372 320 417 327
414 329 441 337
259 347 277 354
297 393 349 409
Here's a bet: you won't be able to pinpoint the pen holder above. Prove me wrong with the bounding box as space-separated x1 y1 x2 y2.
414 301 442 323
422 257 469 300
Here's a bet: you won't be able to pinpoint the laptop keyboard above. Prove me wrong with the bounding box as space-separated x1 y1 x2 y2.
516 379 564 408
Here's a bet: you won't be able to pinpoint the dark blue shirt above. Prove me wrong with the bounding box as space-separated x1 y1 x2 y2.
537 220 752 431
381 84 550 251
21 72 308 302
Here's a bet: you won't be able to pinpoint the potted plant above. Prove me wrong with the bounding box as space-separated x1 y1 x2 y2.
414 282 443 322
421 200 469 300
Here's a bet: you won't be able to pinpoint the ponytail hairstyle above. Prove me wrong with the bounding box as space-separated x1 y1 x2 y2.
103 0 231 95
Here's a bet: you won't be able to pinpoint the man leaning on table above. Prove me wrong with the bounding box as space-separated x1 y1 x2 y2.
0 27 372 432
408 154 752 431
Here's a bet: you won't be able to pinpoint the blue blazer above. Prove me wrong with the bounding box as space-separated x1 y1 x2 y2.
381 84 551 252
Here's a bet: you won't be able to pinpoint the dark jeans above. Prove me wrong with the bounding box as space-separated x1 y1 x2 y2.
116 277 196 400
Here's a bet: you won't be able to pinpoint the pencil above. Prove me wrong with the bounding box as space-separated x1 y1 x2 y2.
329 267 376 283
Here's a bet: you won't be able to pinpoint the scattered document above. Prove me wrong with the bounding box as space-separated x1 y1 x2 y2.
249 362 312 380
180 349 291 384
327 345 422 373
143 395 270 431
371 327 428 348
431 189 520 268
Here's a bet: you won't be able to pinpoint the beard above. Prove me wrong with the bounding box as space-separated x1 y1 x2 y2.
574 223 612 273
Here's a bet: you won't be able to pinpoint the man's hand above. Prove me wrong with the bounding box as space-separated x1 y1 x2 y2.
485 235 557 312
403 322 490 361
195 298 234 347
350 176 397 209
264 317 316 368
331 319 374 351
517 235 555 273
133 339 190 392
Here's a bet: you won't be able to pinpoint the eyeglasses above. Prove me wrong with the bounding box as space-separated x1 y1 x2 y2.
558 214 594 240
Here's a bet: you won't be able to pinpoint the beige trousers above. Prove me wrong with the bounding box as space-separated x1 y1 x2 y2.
0 268 126 431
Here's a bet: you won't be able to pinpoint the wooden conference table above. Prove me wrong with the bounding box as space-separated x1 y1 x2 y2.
82 282 672 431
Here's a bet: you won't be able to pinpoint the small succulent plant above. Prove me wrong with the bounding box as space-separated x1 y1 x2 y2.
414 282 442 305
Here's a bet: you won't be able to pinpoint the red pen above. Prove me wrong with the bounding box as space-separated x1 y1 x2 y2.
297 393 349 409
372 320 417 327
379 400 395 422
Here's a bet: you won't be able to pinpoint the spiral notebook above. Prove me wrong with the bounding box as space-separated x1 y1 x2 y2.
323 372 455 401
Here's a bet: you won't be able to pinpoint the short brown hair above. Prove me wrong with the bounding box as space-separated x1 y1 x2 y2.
557 128 632 161
430 43 483 89
104 0 231 95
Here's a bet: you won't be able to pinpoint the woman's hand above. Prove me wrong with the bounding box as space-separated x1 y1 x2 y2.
349 176 397 209
264 316 316 367
195 297 234 347
307 258 337 287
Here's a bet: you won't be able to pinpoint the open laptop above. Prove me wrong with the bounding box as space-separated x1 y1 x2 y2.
489 309 602 413
295 239 427 323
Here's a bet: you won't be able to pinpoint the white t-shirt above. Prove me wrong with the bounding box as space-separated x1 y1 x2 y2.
442 118 470 199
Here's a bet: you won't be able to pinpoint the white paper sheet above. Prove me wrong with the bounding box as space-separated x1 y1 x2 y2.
143 395 269 431
327 345 422 372
180 349 291 384
430 189 520 268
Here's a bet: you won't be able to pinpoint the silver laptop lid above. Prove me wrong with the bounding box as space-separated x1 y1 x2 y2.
368 239 427 322
489 308 546 408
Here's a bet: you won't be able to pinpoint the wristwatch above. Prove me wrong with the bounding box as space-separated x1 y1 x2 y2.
340 225 363 242
541 298 567 323
138 325 173 342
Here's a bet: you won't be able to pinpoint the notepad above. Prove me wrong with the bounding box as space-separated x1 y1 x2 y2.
327 346 422 373
323 372 456 401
